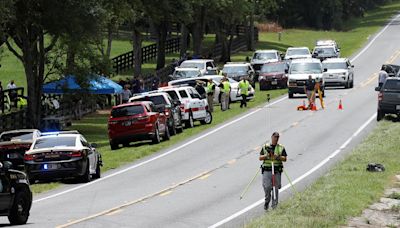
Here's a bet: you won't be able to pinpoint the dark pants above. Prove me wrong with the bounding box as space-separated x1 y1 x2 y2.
262 170 282 209
240 94 247 108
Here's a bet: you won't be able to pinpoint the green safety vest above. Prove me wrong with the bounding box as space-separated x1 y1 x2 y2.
261 143 284 168
17 97 27 107
207 82 214 93
238 80 250 95
222 81 230 93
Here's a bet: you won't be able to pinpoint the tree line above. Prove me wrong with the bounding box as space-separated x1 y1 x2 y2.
0 0 390 128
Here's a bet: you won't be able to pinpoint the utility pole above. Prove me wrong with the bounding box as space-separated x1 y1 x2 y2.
248 0 256 51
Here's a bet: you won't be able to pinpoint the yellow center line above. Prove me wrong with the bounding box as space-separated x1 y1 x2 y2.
105 209 123 216
227 159 237 165
159 190 172 196
291 122 299 127
199 174 211 180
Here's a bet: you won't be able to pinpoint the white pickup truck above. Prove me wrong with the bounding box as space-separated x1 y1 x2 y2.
287 58 326 98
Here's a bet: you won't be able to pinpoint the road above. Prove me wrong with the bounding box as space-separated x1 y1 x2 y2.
5 14 400 228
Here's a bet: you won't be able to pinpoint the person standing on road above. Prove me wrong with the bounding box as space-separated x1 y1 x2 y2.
221 76 231 111
121 85 132 104
206 78 216 112
259 132 287 210
238 76 250 108
304 75 316 109
378 65 388 88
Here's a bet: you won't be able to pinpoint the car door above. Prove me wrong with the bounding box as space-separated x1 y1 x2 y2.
188 88 206 119
0 171 11 210
80 136 95 173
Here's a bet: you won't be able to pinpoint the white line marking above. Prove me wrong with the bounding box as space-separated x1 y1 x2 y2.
33 97 288 203
208 113 376 228
350 14 400 62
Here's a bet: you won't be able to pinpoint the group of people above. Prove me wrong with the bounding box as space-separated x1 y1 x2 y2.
203 73 251 112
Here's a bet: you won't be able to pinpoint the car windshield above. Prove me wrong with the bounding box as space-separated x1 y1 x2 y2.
323 62 347 70
287 49 309 56
290 62 322 74
180 62 204 69
383 80 400 91
314 47 335 55
0 132 33 141
261 63 287 73
111 105 144 118
173 70 200 78
33 137 76 149
132 95 166 105
223 66 248 74
253 52 277 60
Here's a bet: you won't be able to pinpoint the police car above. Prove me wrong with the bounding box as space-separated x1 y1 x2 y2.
158 86 212 128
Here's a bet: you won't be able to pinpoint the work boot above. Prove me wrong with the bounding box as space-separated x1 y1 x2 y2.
264 202 269 211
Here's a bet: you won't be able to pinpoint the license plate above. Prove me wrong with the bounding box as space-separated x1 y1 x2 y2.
396 105 400 110
271 80 278 85
43 164 58 170
122 121 132 126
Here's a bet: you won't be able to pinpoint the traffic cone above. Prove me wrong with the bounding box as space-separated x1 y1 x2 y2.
338 99 343 110
311 102 317 111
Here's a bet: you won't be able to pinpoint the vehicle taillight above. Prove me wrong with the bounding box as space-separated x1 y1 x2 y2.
69 151 82 157
378 92 383 101
165 110 170 116
137 116 150 122
24 154 34 161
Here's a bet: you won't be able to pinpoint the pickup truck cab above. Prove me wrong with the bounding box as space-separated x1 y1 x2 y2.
376 78 400 121
287 58 326 98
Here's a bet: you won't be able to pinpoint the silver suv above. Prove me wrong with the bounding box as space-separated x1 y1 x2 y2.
322 58 354 88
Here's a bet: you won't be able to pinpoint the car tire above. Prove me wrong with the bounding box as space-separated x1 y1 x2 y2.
79 160 92 183
344 80 349 89
152 126 161 144
164 126 170 141
350 79 354 88
123 142 130 147
110 140 118 150
8 188 31 225
288 92 293 99
170 122 177 136
93 160 101 179
200 111 212 125
377 110 385 121
185 113 194 128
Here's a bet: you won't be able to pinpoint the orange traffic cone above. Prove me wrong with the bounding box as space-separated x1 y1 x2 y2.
297 100 307 111
311 102 317 111
338 99 343 110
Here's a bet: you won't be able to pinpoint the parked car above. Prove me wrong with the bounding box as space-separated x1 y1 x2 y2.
108 101 170 149
0 129 41 170
168 75 255 104
179 59 218 75
375 78 400 121
128 92 184 135
24 133 102 183
158 86 212 128
170 67 202 80
322 58 354 88
284 47 312 61
312 45 339 60
222 62 255 86
287 58 326 98
316 39 340 53
0 161 32 225
250 50 281 73
258 62 288 90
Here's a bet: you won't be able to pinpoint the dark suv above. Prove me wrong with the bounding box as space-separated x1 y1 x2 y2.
375 78 400 121
0 161 32 225
129 92 184 135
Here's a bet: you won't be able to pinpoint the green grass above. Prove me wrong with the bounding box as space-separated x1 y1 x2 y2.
30 86 286 194
247 120 400 227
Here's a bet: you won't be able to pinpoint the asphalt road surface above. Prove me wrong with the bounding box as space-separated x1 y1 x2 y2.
5 14 400 228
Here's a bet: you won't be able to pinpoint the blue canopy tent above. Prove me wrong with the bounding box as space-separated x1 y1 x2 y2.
42 75 123 94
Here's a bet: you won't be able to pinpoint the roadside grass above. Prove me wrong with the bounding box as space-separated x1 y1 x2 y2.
29 86 286 194
248 119 400 227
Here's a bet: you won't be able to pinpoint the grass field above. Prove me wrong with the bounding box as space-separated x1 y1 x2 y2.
248 119 400 227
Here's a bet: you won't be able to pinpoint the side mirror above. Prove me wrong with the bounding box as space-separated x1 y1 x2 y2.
90 143 98 148
351 65 354 68
375 86 381 91
324 68 328 72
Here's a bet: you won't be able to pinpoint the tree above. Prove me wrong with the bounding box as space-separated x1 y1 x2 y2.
1 0 103 128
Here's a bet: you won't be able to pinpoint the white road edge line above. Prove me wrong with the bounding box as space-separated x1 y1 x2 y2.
208 113 376 228
33 96 288 203
350 14 400 62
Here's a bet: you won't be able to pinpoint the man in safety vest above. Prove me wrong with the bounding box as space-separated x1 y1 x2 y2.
259 132 287 210
221 75 231 111
238 76 250 108
206 78 216 112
